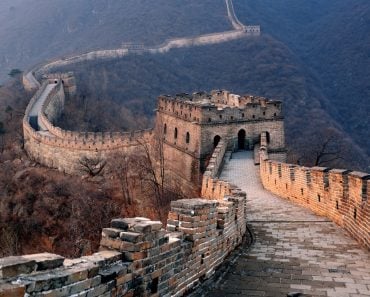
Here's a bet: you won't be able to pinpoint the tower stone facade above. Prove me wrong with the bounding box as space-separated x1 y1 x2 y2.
156 90 286 193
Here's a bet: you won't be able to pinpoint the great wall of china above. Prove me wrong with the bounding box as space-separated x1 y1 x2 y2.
1 132 369 296
22 0 260 91
0 0 369 296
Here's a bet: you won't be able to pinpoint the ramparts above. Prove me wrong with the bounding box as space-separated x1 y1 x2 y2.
23 0 260 91
3 116 250 296
23 78 154 174
0 142 248 297
259 148 370 249
201 140 235 200
157 92 283 125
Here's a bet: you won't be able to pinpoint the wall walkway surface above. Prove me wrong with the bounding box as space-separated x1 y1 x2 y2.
206 151 370 297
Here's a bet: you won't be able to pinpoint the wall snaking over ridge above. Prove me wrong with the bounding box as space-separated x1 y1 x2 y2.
23 76 154 175
259 148 370 249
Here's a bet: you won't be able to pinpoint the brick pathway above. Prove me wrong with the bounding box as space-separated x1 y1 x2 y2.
207 151 370 297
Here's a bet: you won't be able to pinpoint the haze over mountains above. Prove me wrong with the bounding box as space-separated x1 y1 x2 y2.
0 0 229 82
0 0 369 170
234 0 370 163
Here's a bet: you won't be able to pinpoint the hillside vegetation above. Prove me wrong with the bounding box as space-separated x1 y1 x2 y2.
0 80 178 257
234 0 370 158
0 0 230 82
56 35 368 171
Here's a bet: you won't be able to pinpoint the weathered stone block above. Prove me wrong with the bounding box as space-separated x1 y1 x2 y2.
23 253 64 271
0 256 36 278
119 232 143 243
111 218 150 230
81 251 123 267
102 228 123 238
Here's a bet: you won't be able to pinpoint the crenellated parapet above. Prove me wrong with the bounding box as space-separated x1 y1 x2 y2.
0 194 248 296
259 151 370 249
23 75 154 174
157 91 283 125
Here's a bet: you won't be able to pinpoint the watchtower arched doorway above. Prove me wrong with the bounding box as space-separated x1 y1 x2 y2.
214 135 221 148
266 131 270 144
238 129 246 150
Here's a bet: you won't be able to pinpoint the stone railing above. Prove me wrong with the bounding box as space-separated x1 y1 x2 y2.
201 140 236 200
0 196 248 296
260 150 370 249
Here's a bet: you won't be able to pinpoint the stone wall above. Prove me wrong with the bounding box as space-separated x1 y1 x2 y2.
259 153 370 249
200 120 285 157
0 194 248 296
42 81 65 125
201 139 234 200
23 77 154 175
156 95 286 194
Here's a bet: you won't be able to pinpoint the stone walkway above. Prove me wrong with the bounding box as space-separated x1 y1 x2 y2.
207 151 370 297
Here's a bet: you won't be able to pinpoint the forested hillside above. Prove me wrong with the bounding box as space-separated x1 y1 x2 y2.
56 35 369 171
0 0 230 82
234 0 370 158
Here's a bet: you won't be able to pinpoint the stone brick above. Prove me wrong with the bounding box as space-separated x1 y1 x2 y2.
0 256 36 278
23 253 64 271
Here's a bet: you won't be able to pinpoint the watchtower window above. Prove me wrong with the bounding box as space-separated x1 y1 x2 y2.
252 115 255 119
186 132 190 144
164 124 167 135
242 113 245 118
174 128 178 139
219 115 222 119
208 118 212 122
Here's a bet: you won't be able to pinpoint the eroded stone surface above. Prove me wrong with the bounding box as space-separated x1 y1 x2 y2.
206 151 370 297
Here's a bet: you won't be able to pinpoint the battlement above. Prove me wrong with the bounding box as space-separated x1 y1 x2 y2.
157 91 282 125
259 149 370 249
23 78 154 174
0 193 248 296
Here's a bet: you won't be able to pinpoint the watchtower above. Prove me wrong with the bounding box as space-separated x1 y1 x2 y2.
155 90 286 194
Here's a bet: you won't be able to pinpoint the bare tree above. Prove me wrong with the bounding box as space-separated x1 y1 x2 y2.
134 139 164 219
293 128 347 168
108 152 133 205
312 135 343 166
133 122 186 221
79 155 106 177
